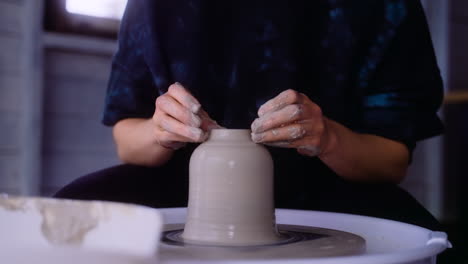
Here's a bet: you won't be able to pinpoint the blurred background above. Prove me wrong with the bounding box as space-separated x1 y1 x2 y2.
0 0 466 262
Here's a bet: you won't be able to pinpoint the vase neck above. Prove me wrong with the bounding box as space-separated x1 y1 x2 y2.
208 129 252 142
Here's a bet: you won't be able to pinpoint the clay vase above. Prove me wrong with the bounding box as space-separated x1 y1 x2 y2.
181 129 281 246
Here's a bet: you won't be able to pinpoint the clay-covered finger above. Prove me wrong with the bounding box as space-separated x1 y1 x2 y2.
257 89 303 117
157 139 187 150
167 82 201 114
251 123 306 143
297 145 322 156
156 95 201 127
199 109 223 131
158 114 206 142
263 141 292 148
155 129 191 149
263 138 321 152
251 104 304 133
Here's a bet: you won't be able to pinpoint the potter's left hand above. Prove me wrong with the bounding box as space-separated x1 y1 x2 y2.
251 89 334 157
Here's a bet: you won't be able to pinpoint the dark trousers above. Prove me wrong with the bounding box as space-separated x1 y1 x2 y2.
54 161 442 232
54 151 451 263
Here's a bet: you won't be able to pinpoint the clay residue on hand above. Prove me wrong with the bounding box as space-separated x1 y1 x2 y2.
38 201 100 246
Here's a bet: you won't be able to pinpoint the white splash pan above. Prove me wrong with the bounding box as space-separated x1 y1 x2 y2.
0 195 163 264
0 196 451 264
159 208 451 264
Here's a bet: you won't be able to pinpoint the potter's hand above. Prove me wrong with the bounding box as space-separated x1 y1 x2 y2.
153 82 221 149
251 89 334 157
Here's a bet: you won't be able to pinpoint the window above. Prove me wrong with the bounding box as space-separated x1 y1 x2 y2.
65 0 127 20
44 0 128 38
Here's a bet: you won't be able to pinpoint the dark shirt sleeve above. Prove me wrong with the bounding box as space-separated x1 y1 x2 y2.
357 0 444 151
102 0 158 126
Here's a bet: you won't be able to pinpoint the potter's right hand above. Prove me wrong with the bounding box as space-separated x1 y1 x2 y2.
153 82 221 149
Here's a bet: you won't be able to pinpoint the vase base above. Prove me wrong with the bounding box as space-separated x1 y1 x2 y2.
161 224 365 258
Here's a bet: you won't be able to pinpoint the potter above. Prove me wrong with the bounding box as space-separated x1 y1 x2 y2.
181 129 282 246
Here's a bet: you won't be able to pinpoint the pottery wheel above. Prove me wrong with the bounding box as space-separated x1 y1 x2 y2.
160 224 366 261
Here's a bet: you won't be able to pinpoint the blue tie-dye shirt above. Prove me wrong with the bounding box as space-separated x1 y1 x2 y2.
103 0 443 154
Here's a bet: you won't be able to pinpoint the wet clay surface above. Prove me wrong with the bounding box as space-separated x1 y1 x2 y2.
161 224 366 261
0 196 100 246
38 202 100 245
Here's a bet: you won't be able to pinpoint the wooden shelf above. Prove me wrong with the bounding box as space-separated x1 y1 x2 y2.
444 91 468 104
